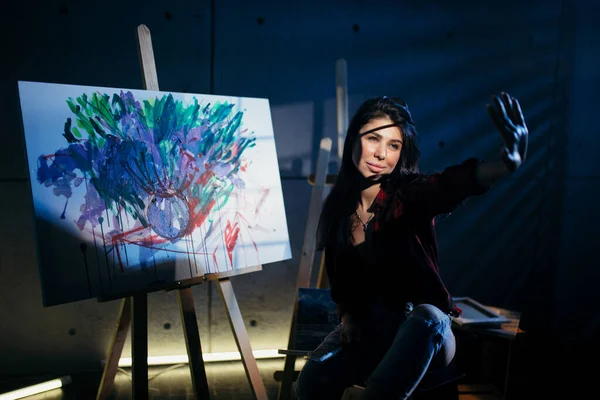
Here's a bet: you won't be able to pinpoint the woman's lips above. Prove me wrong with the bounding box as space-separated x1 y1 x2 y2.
366 162 385 172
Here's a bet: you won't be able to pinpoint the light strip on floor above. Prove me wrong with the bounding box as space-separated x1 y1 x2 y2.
117 349 284 367
0 376 72 400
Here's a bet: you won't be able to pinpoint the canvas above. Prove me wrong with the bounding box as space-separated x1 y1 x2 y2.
17 81 291 306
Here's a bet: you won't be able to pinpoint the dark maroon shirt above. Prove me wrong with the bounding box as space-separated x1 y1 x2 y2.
325 158 490 322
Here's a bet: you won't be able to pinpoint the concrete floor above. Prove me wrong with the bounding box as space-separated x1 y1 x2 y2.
0 358 507 400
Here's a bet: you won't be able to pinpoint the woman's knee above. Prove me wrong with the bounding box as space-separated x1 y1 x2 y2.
408 304 456 367
409 303 448 324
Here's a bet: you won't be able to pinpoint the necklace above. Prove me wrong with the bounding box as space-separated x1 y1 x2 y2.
355 209 374 232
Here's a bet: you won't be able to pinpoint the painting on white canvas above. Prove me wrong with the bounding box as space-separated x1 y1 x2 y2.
18 81 291 306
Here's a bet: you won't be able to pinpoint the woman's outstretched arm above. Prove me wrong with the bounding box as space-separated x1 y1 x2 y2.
475 159 510 187
389 92 529 221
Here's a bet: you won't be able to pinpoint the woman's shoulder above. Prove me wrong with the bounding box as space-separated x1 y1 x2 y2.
372 173 433 223
371 174 420 215
385 172 428 195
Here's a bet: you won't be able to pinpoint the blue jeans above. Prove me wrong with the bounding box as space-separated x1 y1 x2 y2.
296 303 456 400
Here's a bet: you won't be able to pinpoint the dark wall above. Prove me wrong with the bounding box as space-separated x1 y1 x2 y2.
0 1 596 394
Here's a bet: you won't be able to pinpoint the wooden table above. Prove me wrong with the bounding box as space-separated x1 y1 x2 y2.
452 306 525 400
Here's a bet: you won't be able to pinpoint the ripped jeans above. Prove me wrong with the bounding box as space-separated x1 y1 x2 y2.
296 302 456 400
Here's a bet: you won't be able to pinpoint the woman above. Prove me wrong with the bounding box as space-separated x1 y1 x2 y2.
295 93 529 400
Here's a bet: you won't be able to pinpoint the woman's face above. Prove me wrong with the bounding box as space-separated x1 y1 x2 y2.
352 117 403 179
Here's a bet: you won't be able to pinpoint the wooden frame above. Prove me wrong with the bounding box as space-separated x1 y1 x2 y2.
277 138 332 400
96 24 268 400
452 297 512 328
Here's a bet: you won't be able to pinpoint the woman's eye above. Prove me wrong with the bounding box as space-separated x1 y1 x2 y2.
390 144 400 150
368 136 378 141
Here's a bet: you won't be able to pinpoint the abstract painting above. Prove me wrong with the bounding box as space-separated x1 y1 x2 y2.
18 81 291 306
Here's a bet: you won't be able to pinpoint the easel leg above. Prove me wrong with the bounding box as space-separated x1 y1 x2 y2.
96 297 132 400
279 139 332 400
132 294 149 399
316 252 328 289
178 287 211 399
278 289 300 400
217 278 269 400
278 354 298 400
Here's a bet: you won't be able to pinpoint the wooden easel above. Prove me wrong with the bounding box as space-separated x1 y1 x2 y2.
276 138 331 400
95 25 268 400
276 59 348 400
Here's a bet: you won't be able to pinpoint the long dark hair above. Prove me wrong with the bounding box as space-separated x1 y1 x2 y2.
316 96 421 252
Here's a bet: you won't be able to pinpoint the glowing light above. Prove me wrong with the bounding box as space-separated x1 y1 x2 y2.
0 376 71 400
116 349 284 367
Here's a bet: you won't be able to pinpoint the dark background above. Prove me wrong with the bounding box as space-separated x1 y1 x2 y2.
0 0 597 397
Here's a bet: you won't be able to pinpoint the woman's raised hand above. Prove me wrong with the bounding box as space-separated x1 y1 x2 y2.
486 92 529 172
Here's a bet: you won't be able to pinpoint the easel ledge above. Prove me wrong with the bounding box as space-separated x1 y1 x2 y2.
96 24 268 400
96 264 263 303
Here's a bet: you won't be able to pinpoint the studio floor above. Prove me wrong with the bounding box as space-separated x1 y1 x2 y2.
0 358 508 400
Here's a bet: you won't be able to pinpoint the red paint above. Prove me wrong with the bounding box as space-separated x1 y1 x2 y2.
103 191 259 275
230 212 259 253
224 220 240 267
110 224 148 243
188 199 216 234
212 253 219 273
195 170 213 186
